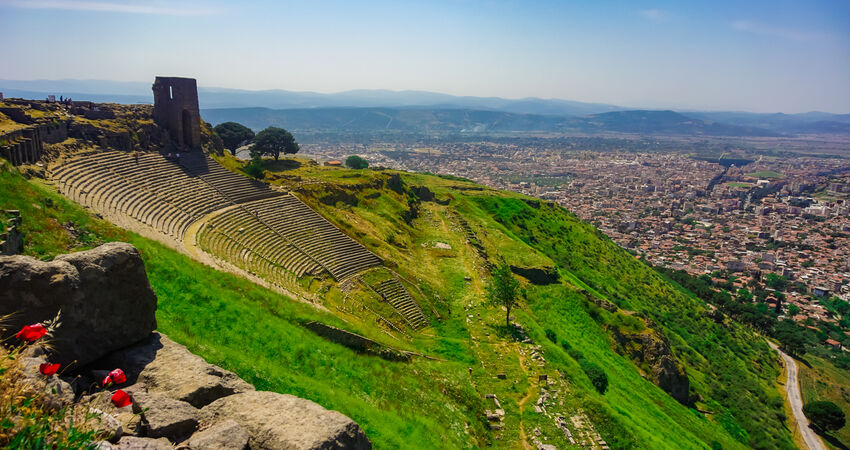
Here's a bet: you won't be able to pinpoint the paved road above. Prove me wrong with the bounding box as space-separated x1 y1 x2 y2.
769 341 826 450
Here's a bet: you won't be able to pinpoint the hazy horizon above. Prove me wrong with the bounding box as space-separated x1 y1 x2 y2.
1 0 849 114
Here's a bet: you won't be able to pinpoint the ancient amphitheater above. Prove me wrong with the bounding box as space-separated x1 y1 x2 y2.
51 149 428 329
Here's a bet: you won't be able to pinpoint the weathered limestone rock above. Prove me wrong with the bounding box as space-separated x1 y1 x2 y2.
116 436 172 450
185 419 249 450
200 391 371 450
609 325 690 404
82 392 141 438
0 242 157 367
88 408 124 442
17 347 75 410
93 332 253 408
131 391 199 440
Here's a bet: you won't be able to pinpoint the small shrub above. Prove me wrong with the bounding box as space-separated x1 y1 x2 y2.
544 328 557 343
243 154 265 179
578 359 608 394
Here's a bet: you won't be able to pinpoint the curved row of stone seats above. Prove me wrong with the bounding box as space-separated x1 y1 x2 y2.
242 195 382 280
196 221 305 287
94 152 233 219
178 153 280 205
52 151 281 241
52 153 196 239
372 278 428 329
200 206 323 279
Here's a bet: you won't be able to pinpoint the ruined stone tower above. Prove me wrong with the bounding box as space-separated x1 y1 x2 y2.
152 77 201 149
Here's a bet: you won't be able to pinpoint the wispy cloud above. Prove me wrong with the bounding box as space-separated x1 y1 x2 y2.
640 9 670 23
0 0 220 16
730 20 828 42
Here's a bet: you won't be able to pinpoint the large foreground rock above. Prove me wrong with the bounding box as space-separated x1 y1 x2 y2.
0 242 157 367
92 332 254 408
116 436 172 450
186 419 249 450
130 391 199 440
200 391 371 450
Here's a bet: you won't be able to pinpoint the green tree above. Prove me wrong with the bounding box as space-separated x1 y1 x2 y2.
787 304 800 317
345 155 369 169
253 127 299 160
486 261 520 328
803 401 845 432
737 288 753 302
213 122 255 155
765 273 788 291
774 320 808 356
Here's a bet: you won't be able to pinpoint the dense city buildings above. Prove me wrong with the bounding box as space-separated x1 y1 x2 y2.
299 140 850 326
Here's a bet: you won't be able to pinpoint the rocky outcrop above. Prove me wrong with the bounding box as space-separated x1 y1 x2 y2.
185 420 249 450
200 391 371 450
510 265 559 285
116 436 172 450
410 185 435 202
305 321 412 362
609 326 690 405
17 346 75 410
0 242 157 367
91 333 253 408
5 242 372 449
129 391 199 440
0 210 23 255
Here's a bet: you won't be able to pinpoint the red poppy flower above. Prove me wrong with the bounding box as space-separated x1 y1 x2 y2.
102 368 127 386
16 324 48 342
39 363 60 376
111 389 132 408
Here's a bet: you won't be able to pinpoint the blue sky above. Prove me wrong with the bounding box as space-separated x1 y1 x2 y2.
0 0 848 113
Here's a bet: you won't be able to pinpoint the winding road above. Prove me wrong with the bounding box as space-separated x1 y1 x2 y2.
768 341 826 450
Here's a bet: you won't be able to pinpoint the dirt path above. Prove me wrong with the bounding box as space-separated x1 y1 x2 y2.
514 343 535 450
769 342 826 450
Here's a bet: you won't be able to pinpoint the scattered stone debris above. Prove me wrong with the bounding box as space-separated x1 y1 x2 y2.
483 394 505 431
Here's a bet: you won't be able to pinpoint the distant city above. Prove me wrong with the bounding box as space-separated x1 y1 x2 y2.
297 138 850 328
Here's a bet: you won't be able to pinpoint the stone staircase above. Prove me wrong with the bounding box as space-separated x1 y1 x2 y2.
371 278 428 329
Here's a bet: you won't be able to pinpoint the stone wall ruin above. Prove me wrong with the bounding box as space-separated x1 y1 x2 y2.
152 77 201 149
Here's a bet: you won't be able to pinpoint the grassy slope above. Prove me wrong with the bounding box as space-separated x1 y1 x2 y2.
798 353 850 448
468 194 793 449
247 157 794 449
0 161 486 449
3 151 795 449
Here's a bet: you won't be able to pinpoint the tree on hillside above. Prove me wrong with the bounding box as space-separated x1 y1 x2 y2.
345 155 369 169
765 273 788 291
803 401 845 432
214 122 255 155
774 320 809 356
252 127 299 160
486 261 520 328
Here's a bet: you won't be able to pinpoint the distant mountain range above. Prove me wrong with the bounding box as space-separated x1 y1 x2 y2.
2 78 848 136
200 107 781 137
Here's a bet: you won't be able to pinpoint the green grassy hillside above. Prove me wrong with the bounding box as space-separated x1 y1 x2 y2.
1 152 795 449
798 353 850 448
231 155 794 449
0 160 485 449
